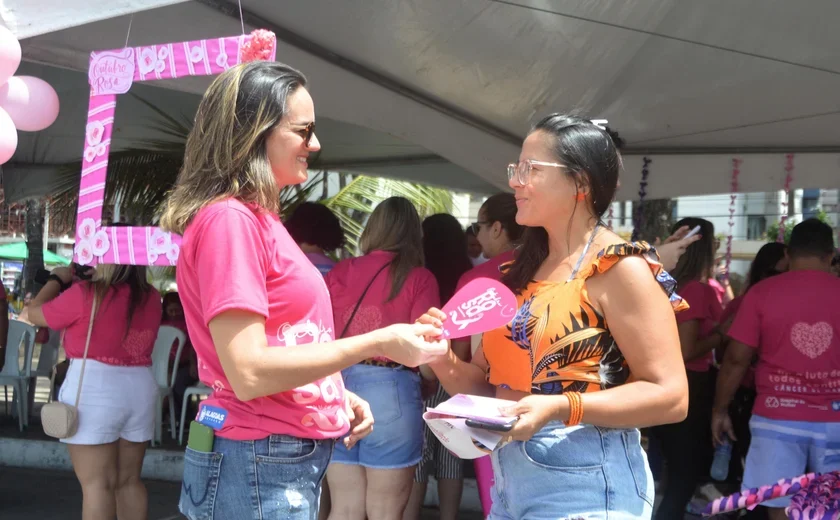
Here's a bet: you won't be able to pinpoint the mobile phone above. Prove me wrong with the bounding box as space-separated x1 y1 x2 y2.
73 262 93 281
187 421 215 452
465 417 518 432
684 225 702 240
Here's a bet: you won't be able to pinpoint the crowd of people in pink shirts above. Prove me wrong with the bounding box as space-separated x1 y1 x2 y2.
14 58 840 520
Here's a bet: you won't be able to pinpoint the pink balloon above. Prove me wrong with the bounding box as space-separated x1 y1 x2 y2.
0 76 60 132
0 106 17 164
0 26 21 86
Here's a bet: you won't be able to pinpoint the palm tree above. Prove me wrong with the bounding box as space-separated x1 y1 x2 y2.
49 95 452 258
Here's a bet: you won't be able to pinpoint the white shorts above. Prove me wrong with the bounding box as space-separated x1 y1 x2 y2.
58 359 157 445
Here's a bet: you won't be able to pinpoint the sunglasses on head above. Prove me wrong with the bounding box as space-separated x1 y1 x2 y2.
290 122 316 147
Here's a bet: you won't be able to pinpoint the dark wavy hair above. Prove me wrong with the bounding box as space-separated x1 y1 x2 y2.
502 114 622 292
285 202 345 252
423 214 474 303
480 193 524 243
746 242 787 291
670 217 716 290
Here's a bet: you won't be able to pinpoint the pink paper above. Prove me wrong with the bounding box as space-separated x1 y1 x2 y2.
440 277 517 338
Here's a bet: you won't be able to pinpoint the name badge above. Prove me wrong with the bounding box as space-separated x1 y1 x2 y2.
196 404 228 430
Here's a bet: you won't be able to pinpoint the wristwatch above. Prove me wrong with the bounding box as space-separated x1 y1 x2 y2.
47 274 71 293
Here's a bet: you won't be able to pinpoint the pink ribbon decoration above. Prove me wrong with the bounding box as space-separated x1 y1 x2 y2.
778 153 795 243
787 472 840 520
703 472 817 516
725 158 741 281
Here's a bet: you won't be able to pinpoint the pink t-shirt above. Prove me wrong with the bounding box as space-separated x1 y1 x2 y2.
326 250 439 363
42 282 162 366
177 199 348 441
677 280 723 372
728 270 840 422
721 295 755 388
455 250 515 297
162 318 192 362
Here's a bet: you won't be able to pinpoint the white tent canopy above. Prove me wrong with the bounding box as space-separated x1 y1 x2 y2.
5 0 840 200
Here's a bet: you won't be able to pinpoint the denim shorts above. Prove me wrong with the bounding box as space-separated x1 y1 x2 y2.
179 434 334 520
743 415 840 508
489 422 654 520
330 364 424 469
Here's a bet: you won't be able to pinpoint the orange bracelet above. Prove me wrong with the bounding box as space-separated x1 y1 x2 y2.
564 391 583 426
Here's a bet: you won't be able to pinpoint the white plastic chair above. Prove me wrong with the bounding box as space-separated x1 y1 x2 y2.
0 320 36 431
27 328 61 421
178 383 211 445
150 325 185 446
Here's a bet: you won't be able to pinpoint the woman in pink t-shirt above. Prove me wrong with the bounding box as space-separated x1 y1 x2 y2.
158 62 446 520
21 263 162 520
286 201 346 276
325 197 440 519
649 217 723 519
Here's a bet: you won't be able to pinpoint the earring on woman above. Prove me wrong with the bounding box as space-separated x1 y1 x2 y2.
574 192 586 201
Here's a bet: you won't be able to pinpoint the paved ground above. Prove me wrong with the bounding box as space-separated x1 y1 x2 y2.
0 466 484 520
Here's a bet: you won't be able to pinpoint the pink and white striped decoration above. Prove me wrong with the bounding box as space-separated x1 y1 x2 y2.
74 31 277 266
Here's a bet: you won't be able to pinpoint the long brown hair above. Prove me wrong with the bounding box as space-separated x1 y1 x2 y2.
360 197 424 301
480 193 523 244
670 217 716 290
160 61 307 234
503 114 622 292
423 213 473 303
88 264 153 334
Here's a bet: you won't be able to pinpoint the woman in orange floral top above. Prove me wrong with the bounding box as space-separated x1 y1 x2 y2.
421 115 690 519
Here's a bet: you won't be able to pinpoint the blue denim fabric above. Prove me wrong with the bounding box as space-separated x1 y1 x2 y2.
331 363 424 469
489 422 654 520
179 434 334 520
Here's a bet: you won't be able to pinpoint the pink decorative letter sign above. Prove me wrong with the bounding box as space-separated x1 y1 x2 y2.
75 31 277 266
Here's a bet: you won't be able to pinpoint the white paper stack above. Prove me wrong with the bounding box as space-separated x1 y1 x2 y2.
422 394 518 459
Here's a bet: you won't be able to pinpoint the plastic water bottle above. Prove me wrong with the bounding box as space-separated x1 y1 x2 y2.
710 438 732 481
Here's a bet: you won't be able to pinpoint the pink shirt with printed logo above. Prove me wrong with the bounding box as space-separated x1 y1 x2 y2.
177 199 348 441
42 282 162 366
728 270 840 422
326 250 439 364
677 280 722 373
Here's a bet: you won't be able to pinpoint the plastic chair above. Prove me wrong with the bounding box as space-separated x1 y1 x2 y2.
150 325 185 446
0 321 36 431
178 383 211 445
27 328 61 421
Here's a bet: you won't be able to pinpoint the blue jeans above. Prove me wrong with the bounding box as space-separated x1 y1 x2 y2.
331 364 424 469
179 434 335 520
489 422 654 520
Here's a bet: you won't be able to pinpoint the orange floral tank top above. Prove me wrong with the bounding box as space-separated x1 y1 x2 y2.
482 242 688 395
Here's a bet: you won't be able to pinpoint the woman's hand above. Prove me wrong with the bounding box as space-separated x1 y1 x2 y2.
342 390 374 450
655 225 702 271
498 394 567 442
378 322 448 367
17 308 33 325
416 307 447 329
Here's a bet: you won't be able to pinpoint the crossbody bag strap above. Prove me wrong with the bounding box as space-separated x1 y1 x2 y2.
339 262 389 339
72 296 98 408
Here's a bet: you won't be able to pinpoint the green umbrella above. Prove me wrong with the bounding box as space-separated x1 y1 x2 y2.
0 242 71 265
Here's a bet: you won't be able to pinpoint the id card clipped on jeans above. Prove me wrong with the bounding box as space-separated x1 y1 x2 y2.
188 404 228 452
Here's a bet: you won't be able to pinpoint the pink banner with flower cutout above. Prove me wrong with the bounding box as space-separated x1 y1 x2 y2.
75 30 277 266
